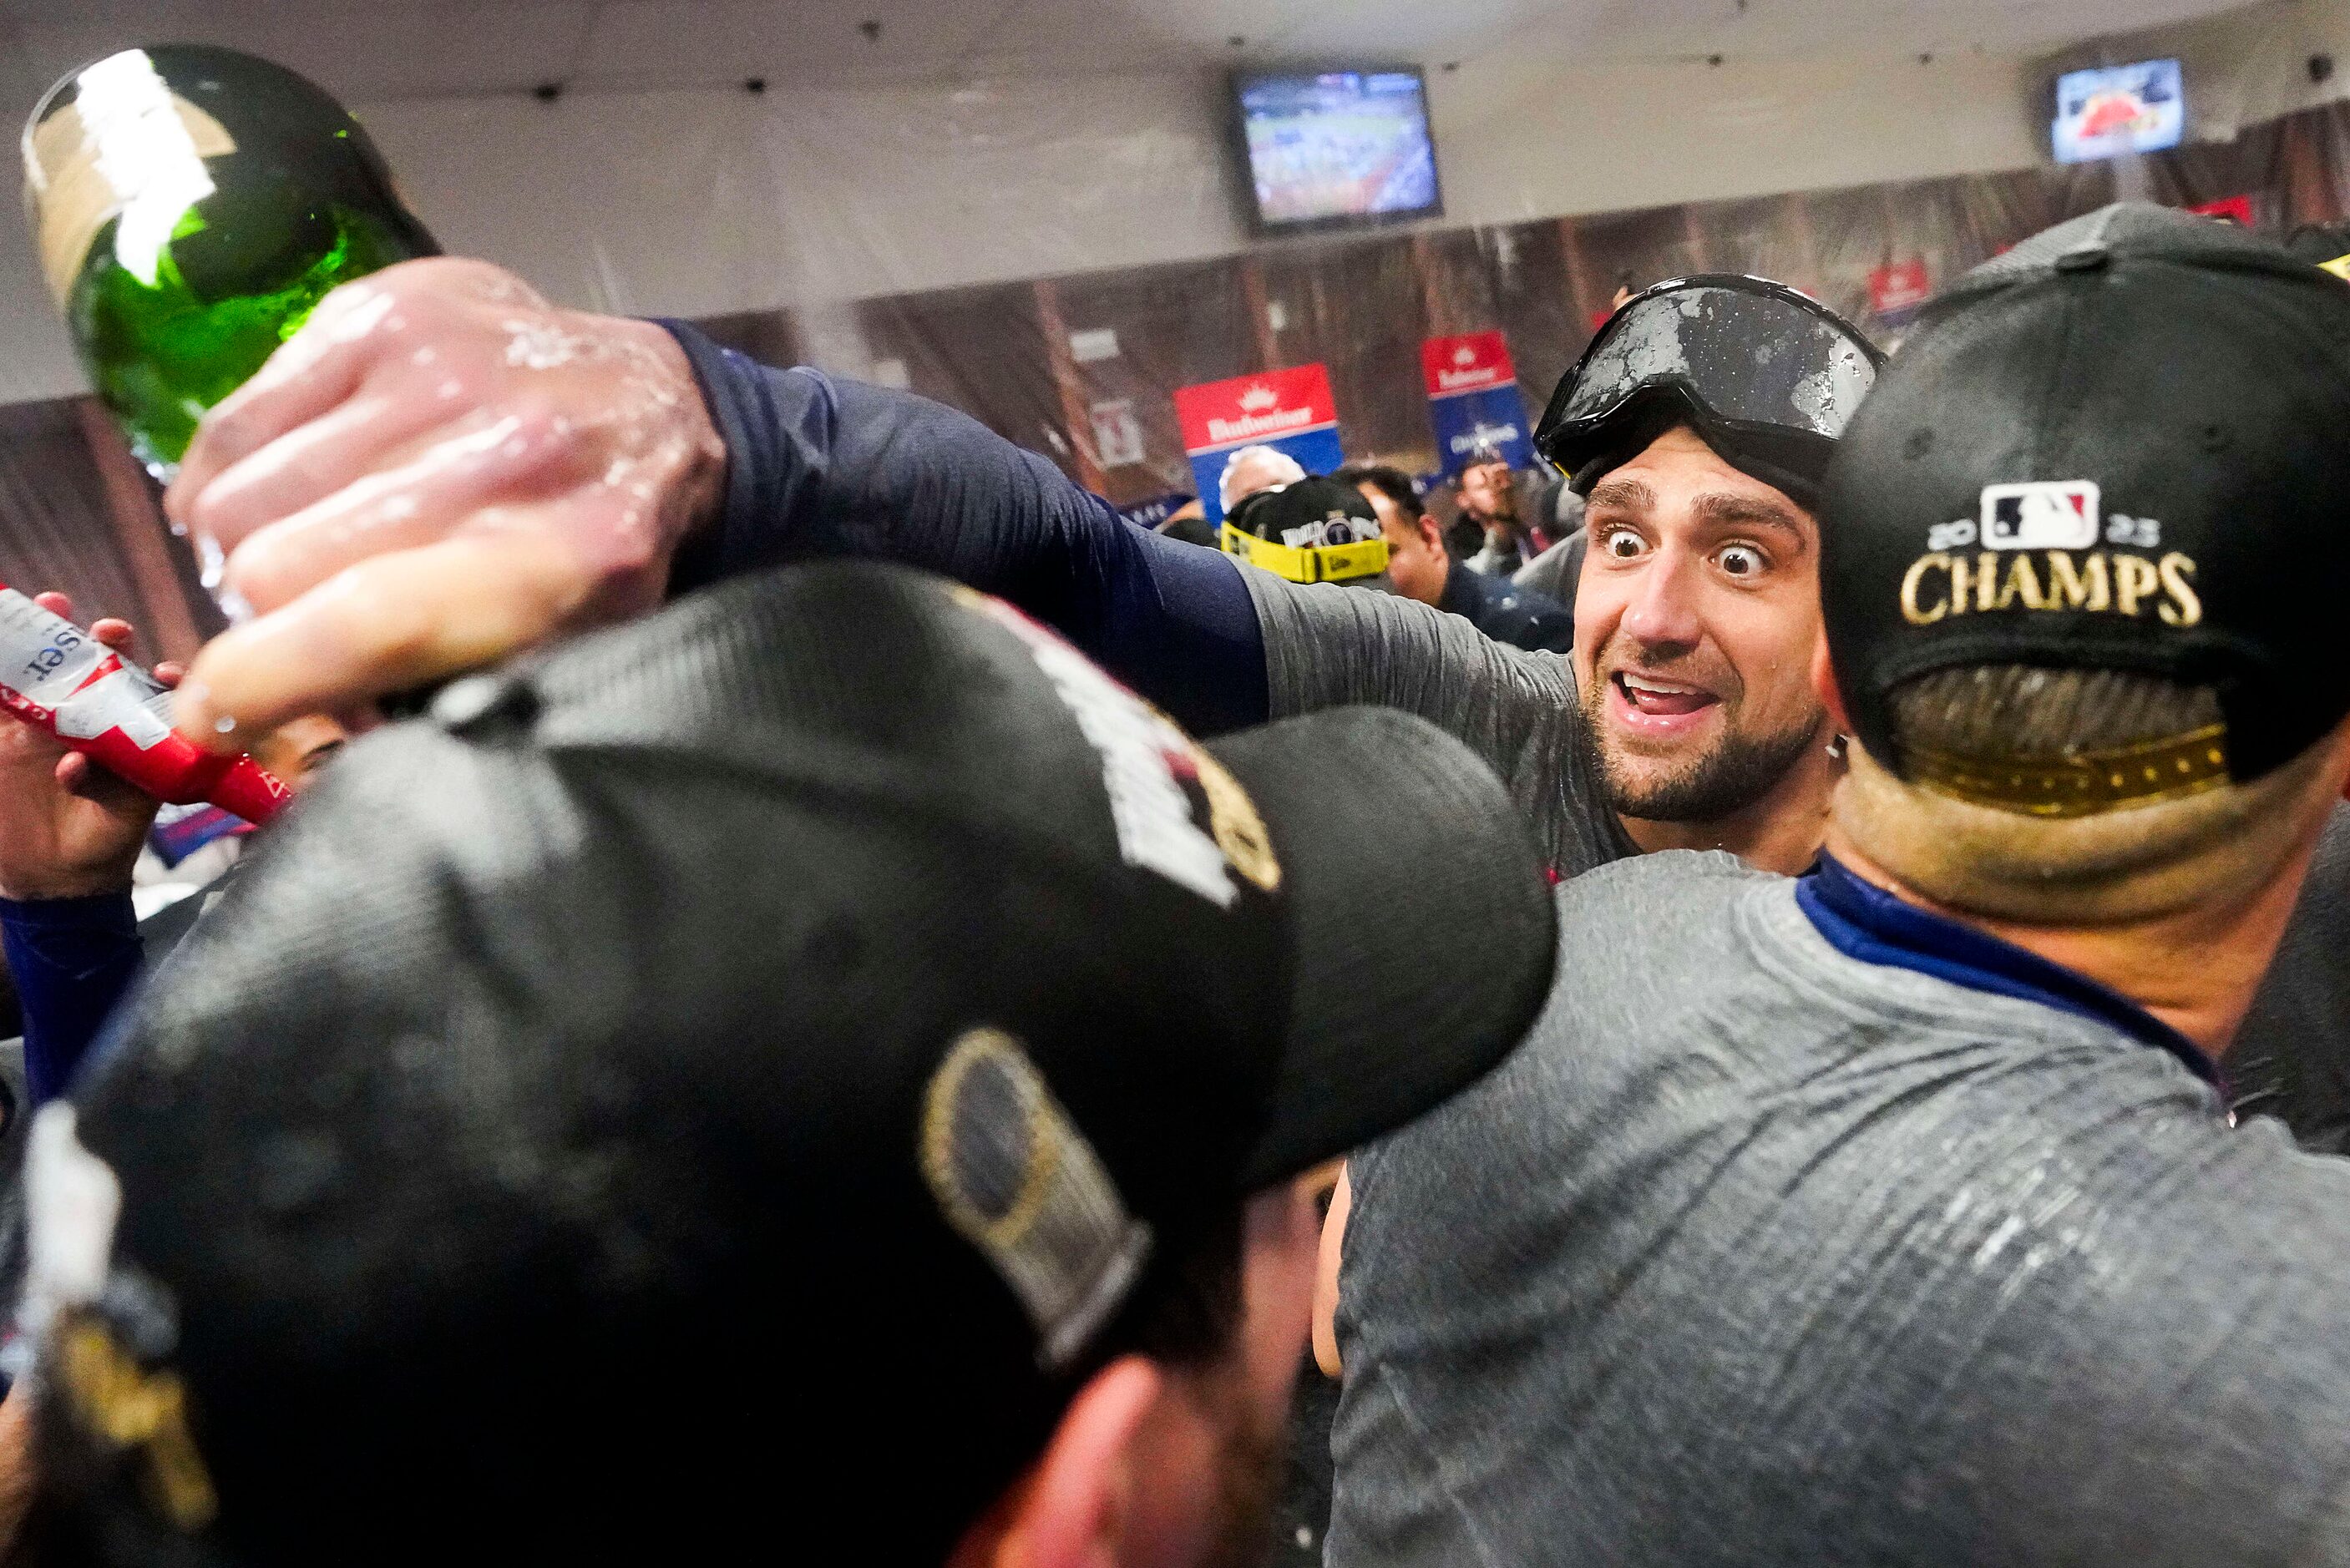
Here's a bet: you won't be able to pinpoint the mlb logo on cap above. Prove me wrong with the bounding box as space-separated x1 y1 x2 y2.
1982 480 2099 550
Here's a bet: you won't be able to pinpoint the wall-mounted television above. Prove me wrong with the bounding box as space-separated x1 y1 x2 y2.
1232 68 1442 234
2052 58 2185 163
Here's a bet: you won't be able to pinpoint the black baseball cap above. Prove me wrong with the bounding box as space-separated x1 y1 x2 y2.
23 561 1552 1566
1223 476 1390 584
2285 219 2350 268
1820 203 2350 807
1226 474 1380 547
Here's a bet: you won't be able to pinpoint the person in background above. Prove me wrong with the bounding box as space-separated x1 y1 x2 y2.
1336 463 1573 654
1439 493 1484 564
1456 443 1551 577
12 561 1554 1568
1154 498 1219 550
1324 204 2350 1568
0 594 344 1108
1218 445 1306 517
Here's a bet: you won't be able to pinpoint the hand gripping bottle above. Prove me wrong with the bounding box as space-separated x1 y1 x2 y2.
0 585 286 824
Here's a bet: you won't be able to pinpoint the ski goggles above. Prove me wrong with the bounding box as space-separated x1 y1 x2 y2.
1535 275 1884 493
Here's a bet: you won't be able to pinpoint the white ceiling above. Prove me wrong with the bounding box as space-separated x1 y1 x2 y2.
0 0 2262 108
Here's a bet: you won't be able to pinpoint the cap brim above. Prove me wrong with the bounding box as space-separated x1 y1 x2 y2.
1204 707 1557 1189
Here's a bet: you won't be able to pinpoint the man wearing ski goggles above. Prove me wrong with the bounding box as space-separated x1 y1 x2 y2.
1304 278 1888 1434
1527 275 1885 870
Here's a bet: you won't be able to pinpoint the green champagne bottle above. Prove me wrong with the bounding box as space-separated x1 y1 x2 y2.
23 45 438 481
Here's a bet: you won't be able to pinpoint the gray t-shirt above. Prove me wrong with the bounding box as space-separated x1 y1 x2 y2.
1331 851 2350 1567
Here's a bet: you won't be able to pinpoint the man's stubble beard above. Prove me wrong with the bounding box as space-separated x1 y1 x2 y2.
1578 672 1825 824
1184 1362 1291 1568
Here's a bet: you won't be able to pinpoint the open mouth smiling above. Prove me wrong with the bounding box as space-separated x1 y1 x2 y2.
1612 670 1720 718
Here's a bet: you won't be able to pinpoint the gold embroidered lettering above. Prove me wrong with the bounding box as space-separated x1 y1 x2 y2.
2157 553 2201 627
1900 554 1951 625
1997 554 2045 610
2046 552 2109 611
2114 553 2159 617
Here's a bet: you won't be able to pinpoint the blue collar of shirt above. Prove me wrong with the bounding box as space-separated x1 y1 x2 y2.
1794 852 2219 1088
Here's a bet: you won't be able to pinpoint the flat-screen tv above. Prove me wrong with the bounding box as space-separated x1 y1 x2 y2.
1233 68 1442 233
2052 58 2185 163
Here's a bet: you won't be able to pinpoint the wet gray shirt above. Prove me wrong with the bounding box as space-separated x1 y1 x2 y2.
1331 851 2350 1567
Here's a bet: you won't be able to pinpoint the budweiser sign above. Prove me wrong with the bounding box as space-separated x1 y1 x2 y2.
1867 259 1931 320
1175 364 1338 455
1422 329 1534 478
1421 331 1515 397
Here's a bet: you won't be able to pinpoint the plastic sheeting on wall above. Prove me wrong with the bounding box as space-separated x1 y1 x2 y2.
692 99 2350 508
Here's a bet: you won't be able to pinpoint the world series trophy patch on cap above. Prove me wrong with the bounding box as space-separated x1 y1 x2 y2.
920 1028 1153 1373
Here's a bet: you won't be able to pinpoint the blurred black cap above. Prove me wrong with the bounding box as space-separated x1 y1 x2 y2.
26 561 1553 1565
2285 218 2350 268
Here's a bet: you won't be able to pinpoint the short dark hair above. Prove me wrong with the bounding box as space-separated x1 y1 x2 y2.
1887 663 2223 818
1891 665 2218 761
1086 1206 1245 1373
1334 463 1423 520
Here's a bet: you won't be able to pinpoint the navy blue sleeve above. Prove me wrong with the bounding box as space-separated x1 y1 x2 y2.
659 322 1269 736
0 892 140 1107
